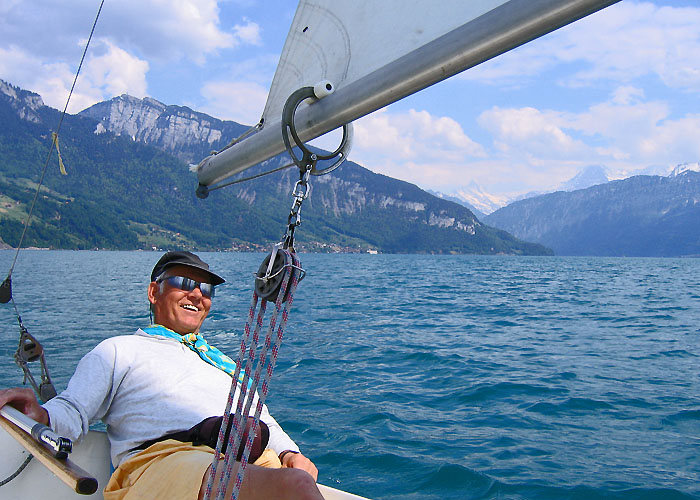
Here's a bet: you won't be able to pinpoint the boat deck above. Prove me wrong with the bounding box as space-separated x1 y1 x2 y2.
0 427 367 499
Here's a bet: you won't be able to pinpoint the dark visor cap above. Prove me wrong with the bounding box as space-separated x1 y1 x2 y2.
151 251 225 286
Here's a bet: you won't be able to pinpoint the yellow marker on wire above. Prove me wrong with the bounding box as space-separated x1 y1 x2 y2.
51 132 68 175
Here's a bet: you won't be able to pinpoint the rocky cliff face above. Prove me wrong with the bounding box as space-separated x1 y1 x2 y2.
0 80 44 123
79 95 247 163
485 171 700 256
256 161 482 237
80 94 487 242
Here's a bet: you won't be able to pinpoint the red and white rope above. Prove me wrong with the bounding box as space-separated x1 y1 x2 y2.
203 250 301 500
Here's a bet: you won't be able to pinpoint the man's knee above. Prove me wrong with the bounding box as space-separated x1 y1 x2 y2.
278 468 323 500
201 464 323 500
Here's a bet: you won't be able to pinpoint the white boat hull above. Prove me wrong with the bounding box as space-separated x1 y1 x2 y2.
0 427 367 499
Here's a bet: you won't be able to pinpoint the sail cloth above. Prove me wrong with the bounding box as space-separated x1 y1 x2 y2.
261 0 508 127
196 0 620 190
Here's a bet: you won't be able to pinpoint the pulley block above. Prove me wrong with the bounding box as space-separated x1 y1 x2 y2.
255 250 295 303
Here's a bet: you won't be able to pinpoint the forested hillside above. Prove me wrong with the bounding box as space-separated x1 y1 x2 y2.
0 81 551 255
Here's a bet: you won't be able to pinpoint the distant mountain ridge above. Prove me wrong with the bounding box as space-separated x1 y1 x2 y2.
485 171 700 256
441 163 698 220
0 79 550 255
557 164 609 192
670 162 700 177
434 165 611 216
436 182 508 216
427 190 486 220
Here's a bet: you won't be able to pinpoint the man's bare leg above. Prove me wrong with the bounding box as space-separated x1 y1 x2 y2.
198 463 324 500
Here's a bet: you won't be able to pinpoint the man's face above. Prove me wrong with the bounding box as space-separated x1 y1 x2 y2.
148 264 212 335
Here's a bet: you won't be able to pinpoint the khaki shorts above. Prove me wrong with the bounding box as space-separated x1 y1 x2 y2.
104 440 281 500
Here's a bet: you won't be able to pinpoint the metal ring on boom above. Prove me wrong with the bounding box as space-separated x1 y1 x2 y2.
281 86 353 176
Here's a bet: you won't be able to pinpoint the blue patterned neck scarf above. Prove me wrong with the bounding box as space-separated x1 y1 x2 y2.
142 324 245 385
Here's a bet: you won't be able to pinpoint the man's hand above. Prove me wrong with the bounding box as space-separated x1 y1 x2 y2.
281 452 318 481
0 387 50 425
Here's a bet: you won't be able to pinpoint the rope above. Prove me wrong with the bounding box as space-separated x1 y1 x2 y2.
203 250 302 500
205 287 267 498
0 455 33 487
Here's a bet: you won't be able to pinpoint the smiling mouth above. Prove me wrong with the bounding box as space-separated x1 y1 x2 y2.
181 304 198 312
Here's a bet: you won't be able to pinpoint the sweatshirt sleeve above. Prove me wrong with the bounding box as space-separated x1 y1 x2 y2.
42 341 118 442
260 404 300 455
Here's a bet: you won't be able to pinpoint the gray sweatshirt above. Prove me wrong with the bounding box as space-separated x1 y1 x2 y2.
42 329 299 467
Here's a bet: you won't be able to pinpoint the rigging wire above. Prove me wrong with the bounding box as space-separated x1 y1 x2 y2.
190 122 263 178
216 121 263 155
0 0 105 438
204 161 297 193
3 0 105 280
197 85 352 196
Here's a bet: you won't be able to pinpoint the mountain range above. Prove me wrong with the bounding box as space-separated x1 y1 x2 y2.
429 152 700 257
484 168 700 256
0 79 550 255
440 162 700 218
4 78 696 257
439 164 612 215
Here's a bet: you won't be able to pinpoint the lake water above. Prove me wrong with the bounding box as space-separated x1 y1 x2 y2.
0 250 698 500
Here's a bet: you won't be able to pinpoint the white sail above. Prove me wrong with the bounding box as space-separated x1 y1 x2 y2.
261 1 510 127
196 0 620 192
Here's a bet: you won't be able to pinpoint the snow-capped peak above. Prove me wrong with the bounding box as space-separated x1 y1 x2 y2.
669 162 700 177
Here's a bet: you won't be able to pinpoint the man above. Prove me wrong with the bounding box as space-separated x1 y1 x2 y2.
0 251 323 500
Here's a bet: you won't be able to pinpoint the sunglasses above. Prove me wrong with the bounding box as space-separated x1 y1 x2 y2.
159 276 216 298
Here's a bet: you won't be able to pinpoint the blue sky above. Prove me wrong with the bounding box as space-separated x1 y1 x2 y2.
1 1 698 206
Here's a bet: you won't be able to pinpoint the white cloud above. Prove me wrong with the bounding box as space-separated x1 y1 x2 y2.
77 40 149 109
352 83 700 198
610 86 646 106
200 80 269 125
478 107 585 157
349 109 486 188
465 86 700 193
233 18 262 46
0 45 81 111
0 1 257 112
555 2 700 90
635 114 700 163
0 46 44 88
557 87 699 167
0 40 148 113
355 109 484 159
96 0 238 64
461 1 700 92
459 43 557 87
567 89 669 148
352 110 413 159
